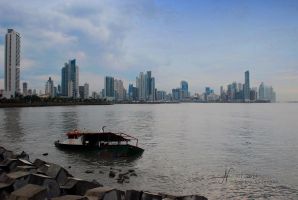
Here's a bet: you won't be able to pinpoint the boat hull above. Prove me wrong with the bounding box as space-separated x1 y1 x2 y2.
54 141 144 157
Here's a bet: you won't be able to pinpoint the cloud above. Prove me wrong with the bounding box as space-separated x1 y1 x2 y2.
0 1 297 100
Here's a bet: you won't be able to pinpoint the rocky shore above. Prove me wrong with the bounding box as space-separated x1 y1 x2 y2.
0 146 208 200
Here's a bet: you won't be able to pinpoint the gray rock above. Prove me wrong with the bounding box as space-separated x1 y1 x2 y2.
16 151 30 161
103 189 125 200
85 170 94 174
32 158 47 168
42 153 49 156
141 192 162 200
15 166 37 173
8 184 47 200
85 186 114 199
125 190 142 200
52 195 88 200
46 163 72 185
36 164 49 175
61 177 102 196
6 171 30 190
176 195 208 200
28 173 60 198
109 171 116 178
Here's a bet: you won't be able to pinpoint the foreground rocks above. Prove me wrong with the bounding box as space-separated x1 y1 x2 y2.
0 146 208 200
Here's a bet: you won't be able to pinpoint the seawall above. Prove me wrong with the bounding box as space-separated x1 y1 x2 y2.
0 146 208 200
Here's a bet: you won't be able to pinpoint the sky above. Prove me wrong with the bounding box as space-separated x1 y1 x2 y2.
0 0 297 101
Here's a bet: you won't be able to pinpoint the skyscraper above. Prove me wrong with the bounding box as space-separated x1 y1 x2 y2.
136 71 155 101
61 59 79 98
114 79 126 101
45 77 54 97
22 82 28 96
180 80 189 99
244 70 250 102
84 83 89 99
105 76 114 100
4 29 20 98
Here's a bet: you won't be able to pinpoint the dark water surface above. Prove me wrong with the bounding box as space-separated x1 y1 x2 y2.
0 103 298 199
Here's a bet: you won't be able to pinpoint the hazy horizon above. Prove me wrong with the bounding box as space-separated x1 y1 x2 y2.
0 0 297 101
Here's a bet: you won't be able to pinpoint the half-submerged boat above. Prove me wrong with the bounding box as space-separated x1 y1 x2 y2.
54 127 144 157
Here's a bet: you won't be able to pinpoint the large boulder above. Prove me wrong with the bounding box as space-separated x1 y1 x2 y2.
28 173 60 198
46 163 72 185
6 171 30 190
52 195 88 200
85 186 113 199
0 147 14 162
125 190 143 200
8 184 47 200
141 192 162 200
61 177 101 196
176 195 208 200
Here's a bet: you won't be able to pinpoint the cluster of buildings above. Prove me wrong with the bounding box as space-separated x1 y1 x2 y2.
0 29 277 103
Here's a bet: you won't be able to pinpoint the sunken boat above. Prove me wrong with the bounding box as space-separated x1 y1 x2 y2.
54 127 144 157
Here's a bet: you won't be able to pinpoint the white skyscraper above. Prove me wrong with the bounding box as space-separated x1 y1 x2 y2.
45 77 54 97
4 29 20 98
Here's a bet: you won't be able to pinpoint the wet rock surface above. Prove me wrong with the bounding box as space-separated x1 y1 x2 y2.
0 146 208 200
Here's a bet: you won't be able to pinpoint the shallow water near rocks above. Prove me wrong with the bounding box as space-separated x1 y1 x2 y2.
0 103 298 199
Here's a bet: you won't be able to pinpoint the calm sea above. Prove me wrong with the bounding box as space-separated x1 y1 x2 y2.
0 103 298 199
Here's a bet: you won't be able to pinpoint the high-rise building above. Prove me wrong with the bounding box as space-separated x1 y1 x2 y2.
258 82 276 102
136 71 155 101
105 76 114 100
61 59 79 98
156 90 166 101
79 86 84 99
172 88 181 101
84 83 89 99
23 82 28 96
4 29 20 98
114 79 126 101
45 77 54 97
180 80 189 99
128 84 138 101
243 70 250 102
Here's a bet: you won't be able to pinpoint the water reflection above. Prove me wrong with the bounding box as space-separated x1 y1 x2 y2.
61 108 79 132
2 108 24 144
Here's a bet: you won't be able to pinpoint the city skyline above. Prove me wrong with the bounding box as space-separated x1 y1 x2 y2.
0 1 297 101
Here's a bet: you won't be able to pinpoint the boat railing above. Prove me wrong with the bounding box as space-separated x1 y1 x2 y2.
119 132 139 147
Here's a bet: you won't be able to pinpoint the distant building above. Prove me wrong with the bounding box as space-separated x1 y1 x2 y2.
243 70 250 102
250 87 258 101
136 71 155 101
180 80 189 99
45 77 54 97
84 83 89 99
114 79 126 101
4 29 21 98
61 59 79 98
258 82 276 102
128 84 138 101
156 90 166 101
105 76 114 100
79 83 89 99
172 88 181 101
23 82 28 96
79 86 84 99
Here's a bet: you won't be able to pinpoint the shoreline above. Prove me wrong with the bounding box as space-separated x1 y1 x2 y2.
0 146 208 200
0 100 280 108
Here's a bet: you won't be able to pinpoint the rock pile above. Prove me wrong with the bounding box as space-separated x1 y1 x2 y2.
0 146 208 200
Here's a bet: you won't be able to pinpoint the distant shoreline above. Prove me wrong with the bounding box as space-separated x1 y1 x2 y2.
0 101 283 108
0 101 112 108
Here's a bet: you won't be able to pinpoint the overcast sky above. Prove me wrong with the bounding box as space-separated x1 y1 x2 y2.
0 0 297 101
